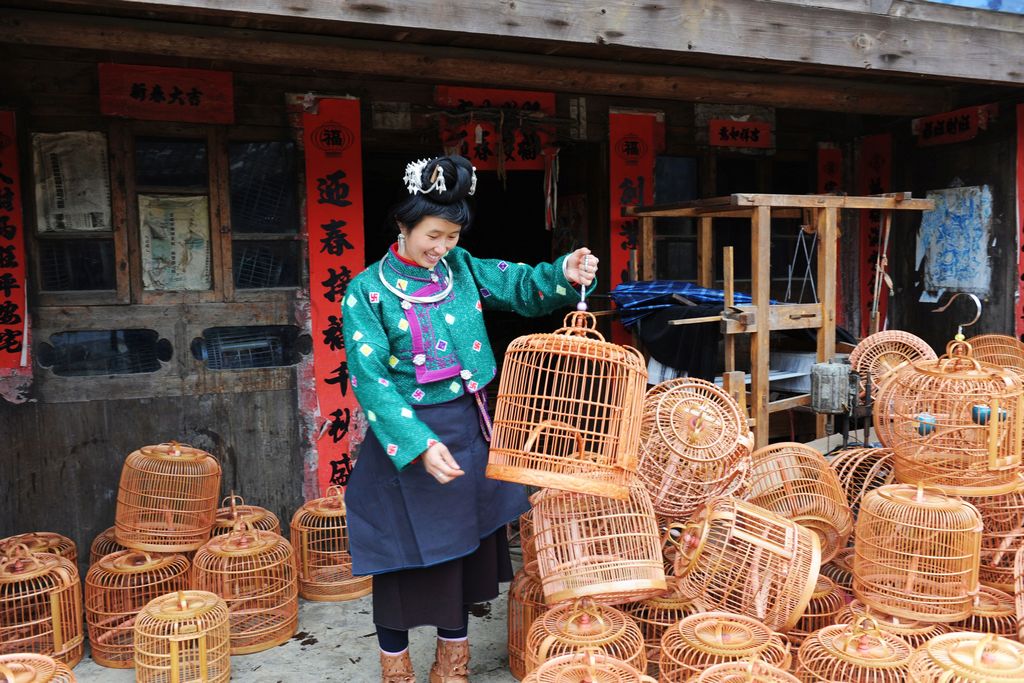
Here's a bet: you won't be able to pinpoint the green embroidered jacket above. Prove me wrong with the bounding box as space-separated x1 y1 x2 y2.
342 245 588 471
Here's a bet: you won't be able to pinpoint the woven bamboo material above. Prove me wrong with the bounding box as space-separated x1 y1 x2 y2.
965 334 1024 375
508 569 547 681
0 654 77 682
89 527 127 567
835 600 951 650
524 598 646 675
289 485 372 602
658 611 791 682
965 488 1024 593
786 575 848 646
1015 546 1024 642
636 378 753 518
874 341 1024 494
521 649 657 683
692 660 800 683
84 550 190 668
530 481 666 606
853 484 983 623
210 495 281 538
192 523 298 654
624 591 706 679
747 443 853 562
829 447 896 520
850 330 936 394
487 311 648 500
115 442 222 552
0 544 83 667
133 590 231 683
795 616 913 683
907 632 1024 682
670 497 821 632
0 533 77 566
519 510 538 578
820 548 854 590
950 586 1017 637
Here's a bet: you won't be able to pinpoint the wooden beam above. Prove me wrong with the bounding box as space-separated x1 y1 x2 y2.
732 193 935 210
768 394 812 413
720 303 824 334
640 216 655 282
697 217 713 288
751 205 771 449
0 8 952 115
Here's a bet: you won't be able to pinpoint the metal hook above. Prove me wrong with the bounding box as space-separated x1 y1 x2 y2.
931 292 982 340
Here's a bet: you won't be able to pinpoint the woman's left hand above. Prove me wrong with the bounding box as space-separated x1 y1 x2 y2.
565 247 599 287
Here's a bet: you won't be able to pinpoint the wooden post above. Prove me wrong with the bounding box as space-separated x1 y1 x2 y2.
721 245 747 420
815 207 838 439
640 215 655 281
751 205 771 448
698 216 713 287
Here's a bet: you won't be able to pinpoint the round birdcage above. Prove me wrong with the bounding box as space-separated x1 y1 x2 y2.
828 447 896 520
786 575 848 646
963 488 1024 593
0 545 83 667
835 600 951 650
795 616 913 683
853 484 983 623
0 654 76 683
692 659 800 683
850 330 937 395
519 509 538 578
0 533 77 566
669 497 821 632
192 522 298 654
487 311 648 500
624 590 706 679
907 632 1024 682
133 590 231 683
89 527 127 566
524 598 646 675
1016 546 1024 642
115 442 222 552
508 569 547 681
873 341 1024 495
521 649 657 683
210 494 280 538
84 550 190 668
289 485 372 602
636 378 753 518
530 480 666 606
965 334 1024 376
820 547 854 590
949 586 1017 637
658 611 791 682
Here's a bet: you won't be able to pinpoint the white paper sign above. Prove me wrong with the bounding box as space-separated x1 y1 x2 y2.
139 194 211 291
32 131 111 233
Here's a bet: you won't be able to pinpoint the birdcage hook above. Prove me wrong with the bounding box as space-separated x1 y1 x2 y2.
931 292 981 341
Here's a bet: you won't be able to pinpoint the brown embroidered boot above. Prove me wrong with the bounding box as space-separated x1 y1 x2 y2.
428 638 470 683
380 648 416 683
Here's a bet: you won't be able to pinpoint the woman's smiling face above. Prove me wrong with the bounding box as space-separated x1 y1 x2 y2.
400 216 462 270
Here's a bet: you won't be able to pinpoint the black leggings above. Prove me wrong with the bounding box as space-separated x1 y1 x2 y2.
377 607 469 653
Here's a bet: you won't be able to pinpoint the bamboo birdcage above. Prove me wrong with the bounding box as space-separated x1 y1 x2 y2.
487 311 648 500
747 442 853 563
828 447 896 520
530 480 666 606
907 632 1024 683
950 586 1017 637
786 575 848 646
853 484 983 623
192 522 298 654
820 548 854 589
0 533 77 566
210 494 281 538
835 600 951 650
524 598 646 675
289 485 372 602
508 569 547 681
692 660 801 683
636 378 753 518
850 330 937 394
873 341 1024 495
669 497 821 632
0 545 83 668
133 590 231 683
89 527 127 566
625 590 706 679
966 334 1024 376
1015 546 1024 642
520 510 538 578
115 442 222 552
0 654 77 683
795 616 913 683
84 550 191 668
965 488 1024 593
658 612 792 683
521 649 657 683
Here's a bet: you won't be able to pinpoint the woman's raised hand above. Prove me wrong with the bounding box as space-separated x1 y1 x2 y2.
565 247 599 287
421 441 465 484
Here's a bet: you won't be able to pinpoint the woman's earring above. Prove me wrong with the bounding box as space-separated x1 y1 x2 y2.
397 233 407 256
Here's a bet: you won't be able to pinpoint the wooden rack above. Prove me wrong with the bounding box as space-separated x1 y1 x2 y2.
626 193 934 448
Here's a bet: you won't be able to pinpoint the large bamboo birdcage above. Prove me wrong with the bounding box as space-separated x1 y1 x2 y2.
210 495 280 538
966 334 1024 376
785 575 847 646
524 598 646 675
964 488 1024 593
873 341 1024 495
636 378 753 518
84 550 190 668
794 616 913 683
89 527 127 567
850 330 937 395
115 442 222 552
658 612 792 682
829 447 896 520
949 586 1017 637
0 545 83 667
907 632 1024 682
0 533 77 566
133 590 231 683
625 590 706 679
192 522 298 654
692 660 801 683
487 311 648 500
521 649 657 683
820 548 854 590
508 569 547 681
1015 546 1024 642
519 510 538 578
530 481 666 606
0 654 77 683
835 600 951 650
669 497 821 632
289 485 372 602
853 484 983 623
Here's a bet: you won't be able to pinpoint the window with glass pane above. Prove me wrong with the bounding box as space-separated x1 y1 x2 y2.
38 329 171 376
135 138 208 189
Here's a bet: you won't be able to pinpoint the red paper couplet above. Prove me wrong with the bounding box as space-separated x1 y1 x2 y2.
0 111 30 372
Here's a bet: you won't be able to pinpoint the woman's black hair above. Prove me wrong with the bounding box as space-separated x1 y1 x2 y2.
388 155 474 234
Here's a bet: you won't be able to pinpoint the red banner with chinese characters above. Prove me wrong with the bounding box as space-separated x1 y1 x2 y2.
912 104 998 147
0 111 29 373
435 87 555 171
817 145 845 329
610 111 661 345
303 98 365 495
99 63 234 124
1016 105 1024 342
709 119 772 149
857 133 892 338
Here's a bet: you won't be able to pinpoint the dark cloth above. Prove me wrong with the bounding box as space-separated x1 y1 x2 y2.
636 304 721 381
610 280 758 326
